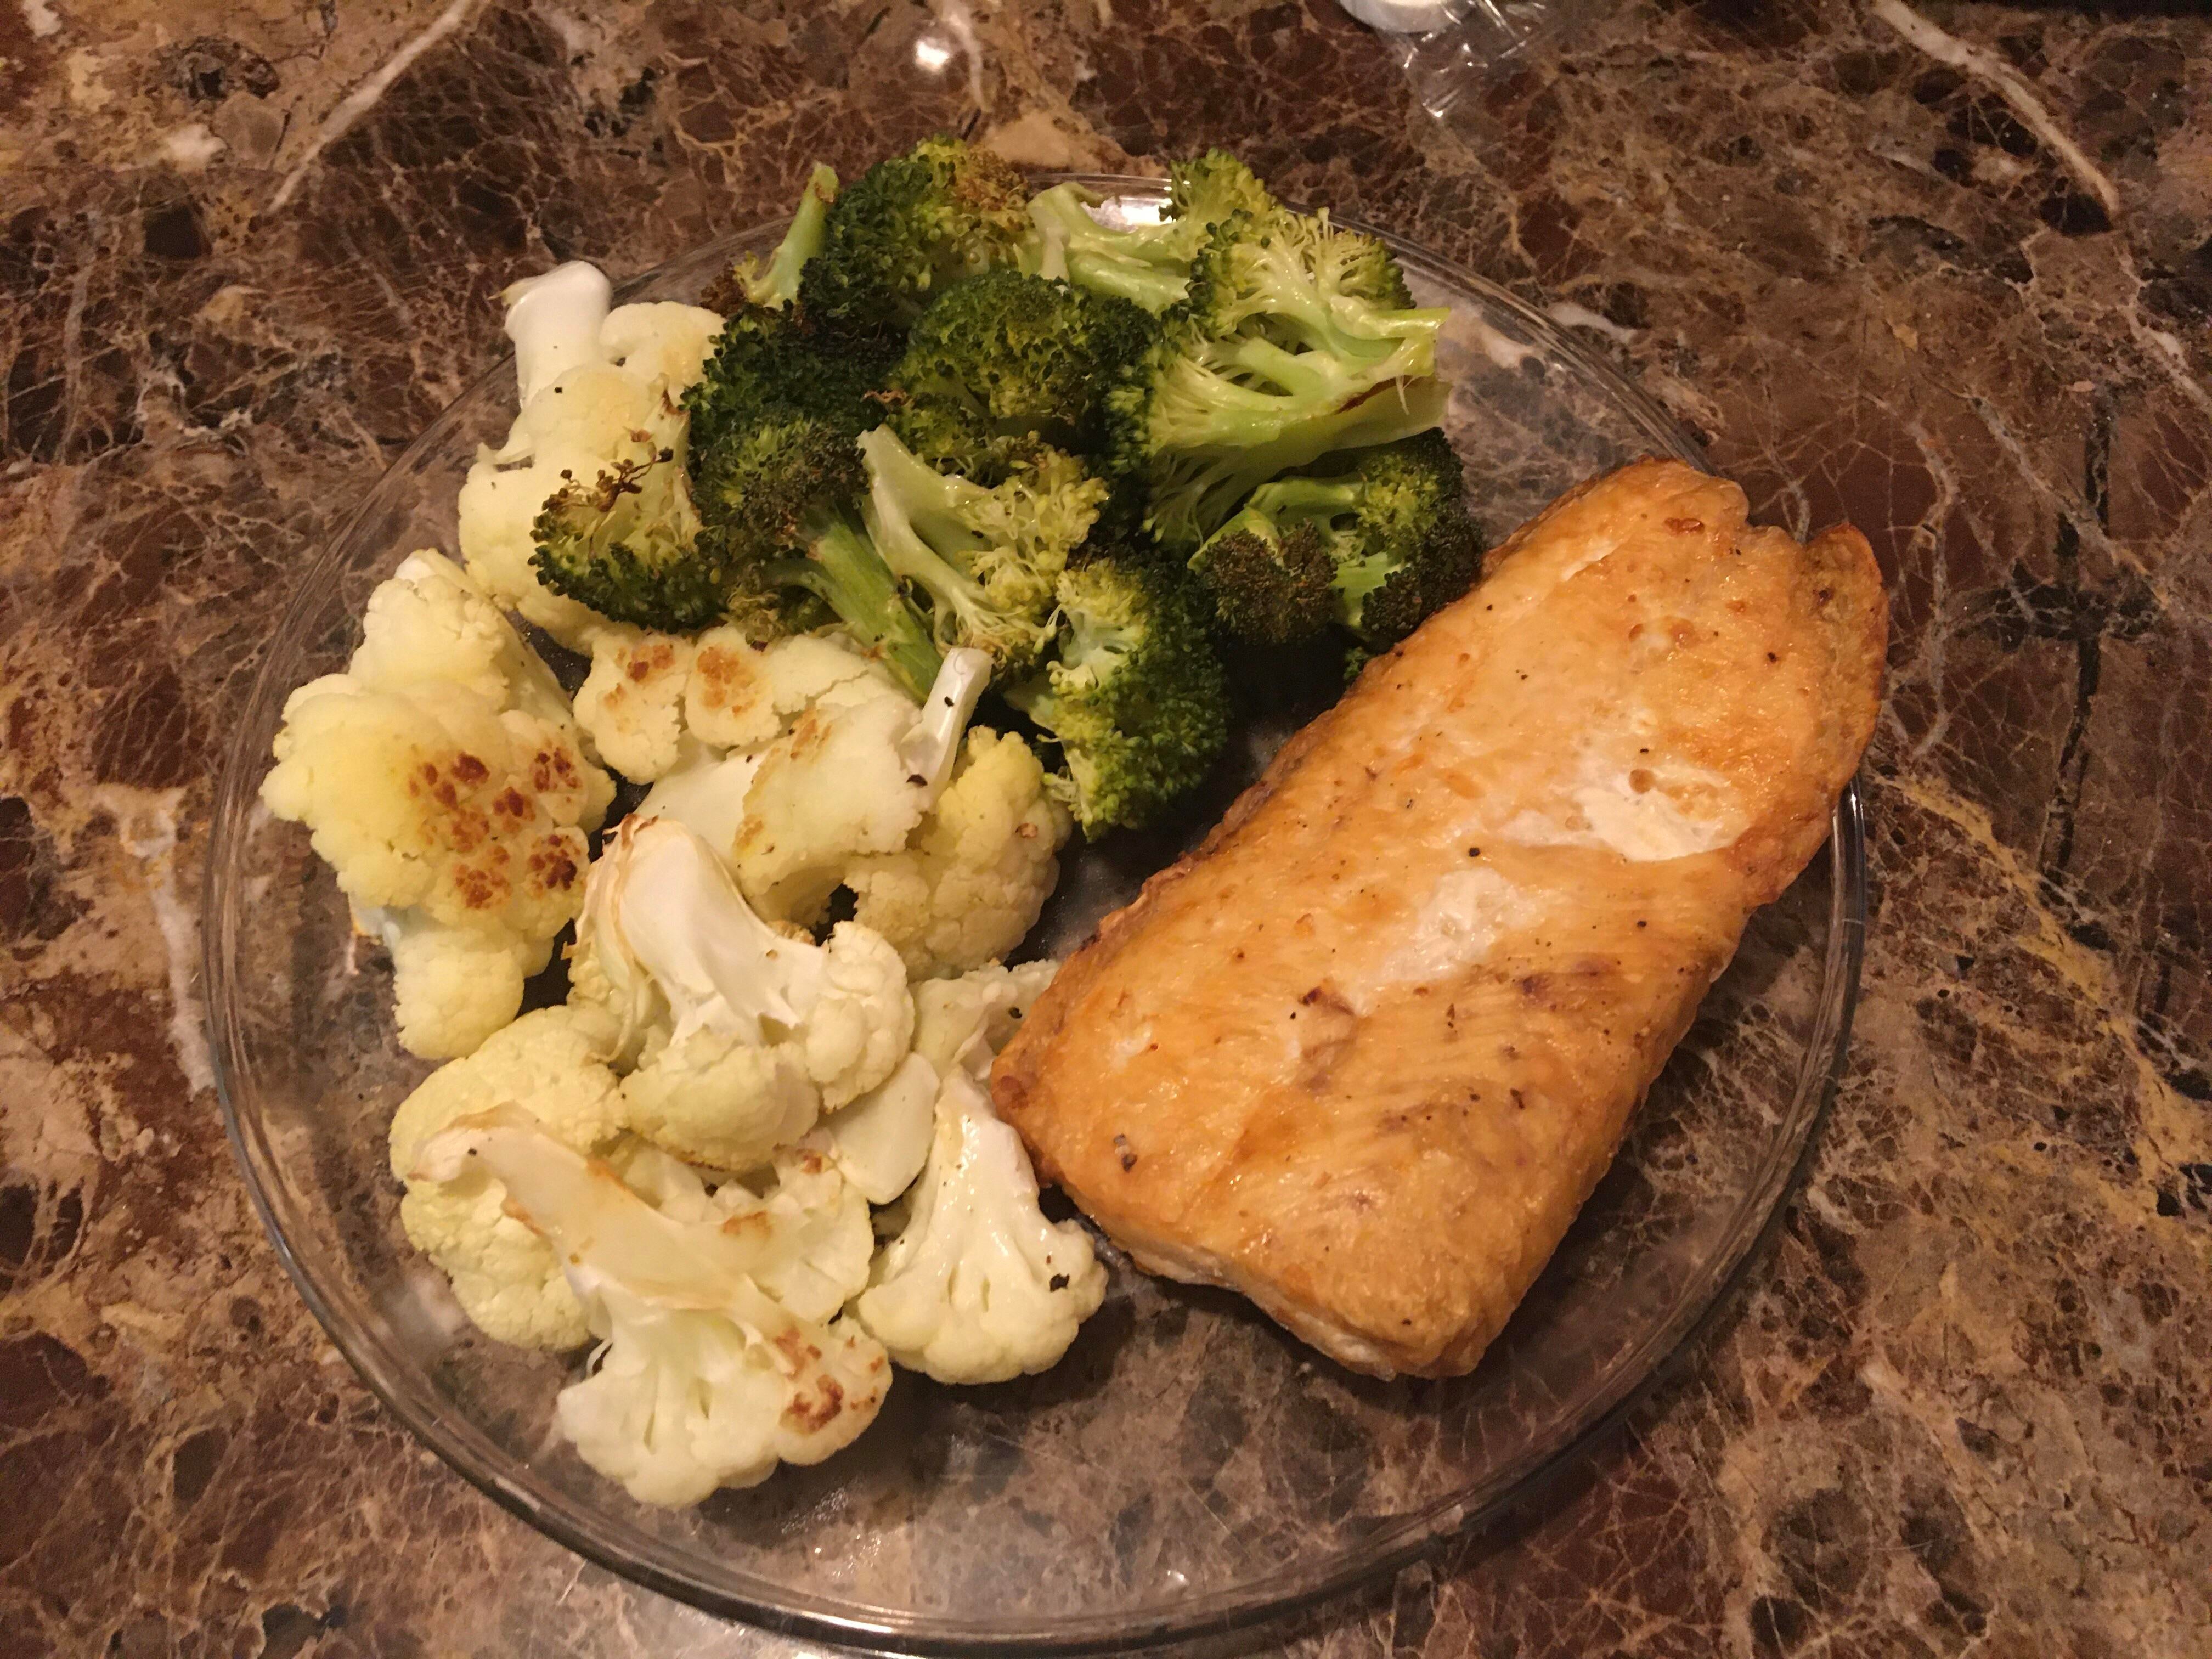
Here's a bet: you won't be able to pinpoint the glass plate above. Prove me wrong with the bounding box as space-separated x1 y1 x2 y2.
206 178 1866 1655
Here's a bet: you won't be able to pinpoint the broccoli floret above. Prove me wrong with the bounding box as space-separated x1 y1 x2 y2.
1186 503 1336 645
1005 552 1228 833
690 411 944 699
883 271 1153 475
1104 211 1452 552
857 426 1108 675
531 448 730 633
1027 150 1279 313
1190 431 1480 648
704 163 839 313
684 301 897 460
799 137 1032 336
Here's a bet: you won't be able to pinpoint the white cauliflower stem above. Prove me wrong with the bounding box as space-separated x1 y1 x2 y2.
413 1107 890 1505
572 820 911 1169
816 961 1058 1209
913 959 1062 1075
855 1064 1105 1384
809 1052 939 1204
262 550 612 1059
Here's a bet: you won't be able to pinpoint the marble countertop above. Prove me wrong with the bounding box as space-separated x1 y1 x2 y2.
3 1 2208 1654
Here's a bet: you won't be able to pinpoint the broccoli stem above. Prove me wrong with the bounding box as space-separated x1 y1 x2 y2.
865 429 992 569
1248 476 1362 518
748 164 839 308
1066 256 1189 315
1232 253 1449 358
769 513 944 700
1150 376 1451 549
1026 185 1199 313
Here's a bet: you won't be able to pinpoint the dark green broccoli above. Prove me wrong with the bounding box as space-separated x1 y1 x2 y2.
702 163 839 313
530 444 729 633
882 270 1154 476
1027 150 1279 313
1005 551 1228 833
1104 210 1452 552
691 411 944 699
798 136 1032 337
1189 431 1481 648
683 300 898 460
1185 500 1336 645
857 425 1109 676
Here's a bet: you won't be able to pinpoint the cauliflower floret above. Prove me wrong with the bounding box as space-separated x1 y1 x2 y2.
853 1062 1105 1384
263 552 612 1059
573 820 913 1169
690 631 898 752
599 301 725 388
734 648 992 922
846 730 1072 978
371 908 549 1062
351 550 577 732
412 1107 890 1504
734 691 939 921
619 1027 819 1173
458 264 724 648
265 682 603 927
912 959 1061 1076
709 1146 874 1321
387 1007 626 1348
573 627 697 781
574 627 878 787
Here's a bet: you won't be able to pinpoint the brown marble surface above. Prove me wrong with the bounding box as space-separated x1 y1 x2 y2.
4 0 2210 1654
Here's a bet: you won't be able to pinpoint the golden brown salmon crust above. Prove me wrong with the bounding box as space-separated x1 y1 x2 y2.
992 460 1887 1379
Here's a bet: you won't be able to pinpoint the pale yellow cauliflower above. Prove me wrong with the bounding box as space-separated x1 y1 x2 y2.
387 1005 627 1348
572 628 899 786
845 730 1071 979
262 550 612 1059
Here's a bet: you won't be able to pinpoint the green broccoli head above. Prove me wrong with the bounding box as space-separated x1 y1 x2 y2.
530 447 731 633
1186 507 1336 645
704 163 839 313
1103 211 1452 551
1166 151 1280 235
1006 551 1229 834
1180 208 1438 368
799 136 1032 336
1028 150 1280 313
884 270 1154 476
859 425 1108 676
683 301 897 460
1105 318 1452 551
1198 430 1481 649
686 409 942 699
692 407 867 552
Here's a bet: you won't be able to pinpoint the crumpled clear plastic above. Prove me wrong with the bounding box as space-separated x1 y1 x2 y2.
1341 0 1607 118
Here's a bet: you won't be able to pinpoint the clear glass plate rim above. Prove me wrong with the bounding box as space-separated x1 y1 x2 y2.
204 177 1871 1655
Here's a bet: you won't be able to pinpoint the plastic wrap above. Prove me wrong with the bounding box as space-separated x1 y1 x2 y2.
1344 0 1606 116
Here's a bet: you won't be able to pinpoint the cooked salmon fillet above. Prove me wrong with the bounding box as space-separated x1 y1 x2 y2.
992 460 1886 1379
